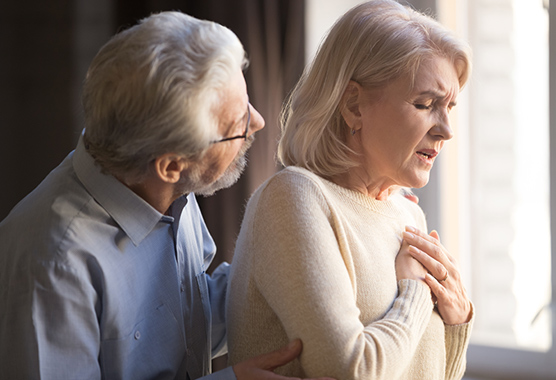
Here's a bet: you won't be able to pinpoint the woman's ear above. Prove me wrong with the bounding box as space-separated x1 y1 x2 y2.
153 154 188 184
340 80 363 130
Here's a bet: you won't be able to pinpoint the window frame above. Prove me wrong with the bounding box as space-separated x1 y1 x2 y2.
434 0 556 378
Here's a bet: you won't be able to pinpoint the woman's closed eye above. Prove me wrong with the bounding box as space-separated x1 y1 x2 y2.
414 102 433 110
414 101 456 113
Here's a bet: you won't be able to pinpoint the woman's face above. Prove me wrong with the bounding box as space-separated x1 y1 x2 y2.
356 56 459 191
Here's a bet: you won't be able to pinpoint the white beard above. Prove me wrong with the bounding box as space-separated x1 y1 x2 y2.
195 148 248 196
177 136 253 197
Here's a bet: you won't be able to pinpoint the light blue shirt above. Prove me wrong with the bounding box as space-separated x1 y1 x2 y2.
0 137 236 380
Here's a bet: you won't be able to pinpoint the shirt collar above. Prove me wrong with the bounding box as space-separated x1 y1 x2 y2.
72 134 167 246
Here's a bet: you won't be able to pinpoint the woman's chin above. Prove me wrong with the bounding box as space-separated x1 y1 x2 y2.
406 174 430 189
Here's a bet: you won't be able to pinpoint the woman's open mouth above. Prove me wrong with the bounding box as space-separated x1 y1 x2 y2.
416 149 438 163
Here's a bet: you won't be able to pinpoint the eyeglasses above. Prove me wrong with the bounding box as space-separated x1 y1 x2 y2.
211 104 251 144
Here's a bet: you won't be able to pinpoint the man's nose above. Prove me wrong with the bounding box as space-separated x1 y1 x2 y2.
247 104 265 137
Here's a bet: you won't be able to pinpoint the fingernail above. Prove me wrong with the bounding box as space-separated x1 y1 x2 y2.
403 231 414 239
408 245 420 254
406 226 417 233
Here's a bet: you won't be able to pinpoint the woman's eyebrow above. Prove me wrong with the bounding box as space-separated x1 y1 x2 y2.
415 89 457 106
416 89 444 98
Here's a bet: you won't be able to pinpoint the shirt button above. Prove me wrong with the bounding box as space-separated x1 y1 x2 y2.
180 282 185 293
134 331 141 340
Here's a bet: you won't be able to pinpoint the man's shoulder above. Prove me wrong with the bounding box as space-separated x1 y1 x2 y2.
0 156 108 262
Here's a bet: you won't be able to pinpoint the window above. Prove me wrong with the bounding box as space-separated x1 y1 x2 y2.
431 0 554 378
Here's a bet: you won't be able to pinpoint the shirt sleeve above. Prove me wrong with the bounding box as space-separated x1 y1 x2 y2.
1 259 102 380
250 173 435 380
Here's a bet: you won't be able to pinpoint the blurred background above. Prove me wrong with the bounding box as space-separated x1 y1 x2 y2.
1 0 554 378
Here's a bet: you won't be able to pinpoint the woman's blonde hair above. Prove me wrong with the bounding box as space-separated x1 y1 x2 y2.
82 12 247 184
278 0 471 177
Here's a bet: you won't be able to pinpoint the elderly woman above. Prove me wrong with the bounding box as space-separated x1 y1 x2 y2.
227 1 473 379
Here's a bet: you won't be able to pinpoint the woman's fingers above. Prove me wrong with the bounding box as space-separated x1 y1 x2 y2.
403 226 457 264
403 226 458 283
403 226 472 325
407 245 448 282
395 239 428 282
425 273 472 325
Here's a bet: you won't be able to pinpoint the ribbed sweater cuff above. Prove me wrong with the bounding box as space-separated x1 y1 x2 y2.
444 302 475 379
387 279 434 333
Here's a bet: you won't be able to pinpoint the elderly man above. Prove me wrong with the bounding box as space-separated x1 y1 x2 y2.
0 12 329 380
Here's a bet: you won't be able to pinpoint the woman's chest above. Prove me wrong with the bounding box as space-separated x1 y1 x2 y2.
331 206 419 323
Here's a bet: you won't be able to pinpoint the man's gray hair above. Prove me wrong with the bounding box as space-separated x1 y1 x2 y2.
82 11 247 184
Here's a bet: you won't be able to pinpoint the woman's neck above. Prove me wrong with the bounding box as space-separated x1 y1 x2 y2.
329 169 397 201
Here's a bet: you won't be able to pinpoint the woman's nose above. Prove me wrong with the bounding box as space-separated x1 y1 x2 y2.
430 110 454 141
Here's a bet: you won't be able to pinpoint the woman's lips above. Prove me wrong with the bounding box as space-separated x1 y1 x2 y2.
416 149 438 163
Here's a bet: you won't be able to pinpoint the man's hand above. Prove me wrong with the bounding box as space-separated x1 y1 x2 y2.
232 339 335 380
401 188 419 204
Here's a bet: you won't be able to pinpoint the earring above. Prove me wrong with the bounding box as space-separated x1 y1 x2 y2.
351 128 356 136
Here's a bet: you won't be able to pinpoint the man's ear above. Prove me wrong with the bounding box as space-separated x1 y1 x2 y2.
153 154 188 184
340 80 363 130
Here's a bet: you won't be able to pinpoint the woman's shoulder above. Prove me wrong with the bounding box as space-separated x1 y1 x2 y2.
273 166 327 185
255 166 328 198
245 166 332 218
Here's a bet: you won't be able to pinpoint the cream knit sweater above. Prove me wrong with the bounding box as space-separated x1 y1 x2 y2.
227 166 472 379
